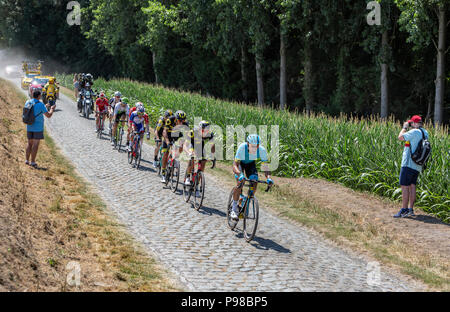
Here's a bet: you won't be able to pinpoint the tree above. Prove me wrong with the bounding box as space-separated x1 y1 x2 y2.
141 1 178 84
395 0 449 125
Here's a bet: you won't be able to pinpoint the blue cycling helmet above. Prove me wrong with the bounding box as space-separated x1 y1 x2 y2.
246 134 261 145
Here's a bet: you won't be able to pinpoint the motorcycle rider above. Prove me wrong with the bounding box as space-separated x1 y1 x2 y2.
43 78 59 109
78 82 94 113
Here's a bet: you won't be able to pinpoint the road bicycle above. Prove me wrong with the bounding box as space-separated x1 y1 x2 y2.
154 139 163 176
183 156 207 210
96 111 107 139
113 119 126 152
162 144 180 191
128 131 143 169
227 178 272 242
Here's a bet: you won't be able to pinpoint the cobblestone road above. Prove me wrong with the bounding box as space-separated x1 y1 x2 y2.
17 82 419 291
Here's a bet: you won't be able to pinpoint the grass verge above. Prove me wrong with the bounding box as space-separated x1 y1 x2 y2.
0 79 181 291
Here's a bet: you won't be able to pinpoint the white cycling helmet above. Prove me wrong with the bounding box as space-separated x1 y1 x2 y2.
114 91 122 97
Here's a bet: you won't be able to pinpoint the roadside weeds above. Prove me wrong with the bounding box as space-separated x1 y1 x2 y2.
1 79 181 291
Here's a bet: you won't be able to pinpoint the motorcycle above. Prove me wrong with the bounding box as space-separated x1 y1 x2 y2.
82 89 94 119
46 91 57 109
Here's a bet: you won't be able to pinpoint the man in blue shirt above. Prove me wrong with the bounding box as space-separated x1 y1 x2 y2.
395 115 429 218
25 90 55 168
230 134 274 220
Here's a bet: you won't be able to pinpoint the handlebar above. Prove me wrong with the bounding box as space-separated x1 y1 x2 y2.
239 178 274 193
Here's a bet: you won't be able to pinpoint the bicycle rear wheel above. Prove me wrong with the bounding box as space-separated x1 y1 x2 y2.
170 160 180 193
164 163 172 187
227 187 238 230
243 197 259 242
183 169 193 203
194 171 205 211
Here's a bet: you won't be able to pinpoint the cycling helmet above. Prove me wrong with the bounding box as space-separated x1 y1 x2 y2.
175 110 186 121
121 97 129 105
137 105 145 114
135 101 144 108
49 78 55 84
199 120 210 129
164 109 173 118
99 92 106 98
114 91 122 97
246 134 261 145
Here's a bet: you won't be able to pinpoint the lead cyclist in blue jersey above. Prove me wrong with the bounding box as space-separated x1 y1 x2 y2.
231 134 274 220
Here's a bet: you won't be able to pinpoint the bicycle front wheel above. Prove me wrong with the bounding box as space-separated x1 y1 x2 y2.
243 197 259 242
183 169 192 203
118 128 123 152
194 171 205 211
135 141 142 169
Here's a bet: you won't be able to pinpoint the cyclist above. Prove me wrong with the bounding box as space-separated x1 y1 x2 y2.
172 110 189 153
95 92 109 132
153 109 173 168
111 97 130 146
128 105 150 152
230 134 274 220
160 113 186 183
108 91 122 129
127 102 145 148
183 120 215 187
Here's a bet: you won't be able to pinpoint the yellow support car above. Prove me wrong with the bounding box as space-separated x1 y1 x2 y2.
21 61 43 89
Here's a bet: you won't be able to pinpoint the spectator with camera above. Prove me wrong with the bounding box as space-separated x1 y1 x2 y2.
394 115 430 218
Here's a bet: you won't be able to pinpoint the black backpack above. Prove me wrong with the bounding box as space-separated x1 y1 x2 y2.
410 128 431 168
22 100 42 125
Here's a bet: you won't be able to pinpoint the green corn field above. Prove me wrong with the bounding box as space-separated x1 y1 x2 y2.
56 74 450 222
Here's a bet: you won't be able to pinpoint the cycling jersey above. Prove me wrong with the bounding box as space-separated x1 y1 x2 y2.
235 142 268 164
165 116 177 130
171 121 190 143
129 112 149 133
189 129 214 147
155 116 165 138
96 98 109 112
109 98 120 110
188 129 214 160
114 103 129 116
114 103 130 122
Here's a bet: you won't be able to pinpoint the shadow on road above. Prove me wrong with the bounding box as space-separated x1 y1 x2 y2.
249 235 291 254
137 165 156 173
232 230 291 254
197 205 227 218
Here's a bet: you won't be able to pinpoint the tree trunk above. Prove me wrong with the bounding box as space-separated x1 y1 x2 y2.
380 30 389 119
241 46 248 102
255 54 264 107
152 51 159 84
303 38 313 114
280 31 287 110
434 6 446 125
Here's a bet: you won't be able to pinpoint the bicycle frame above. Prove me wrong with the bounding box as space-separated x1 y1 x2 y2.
115 119 126 141
237 178 271 216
